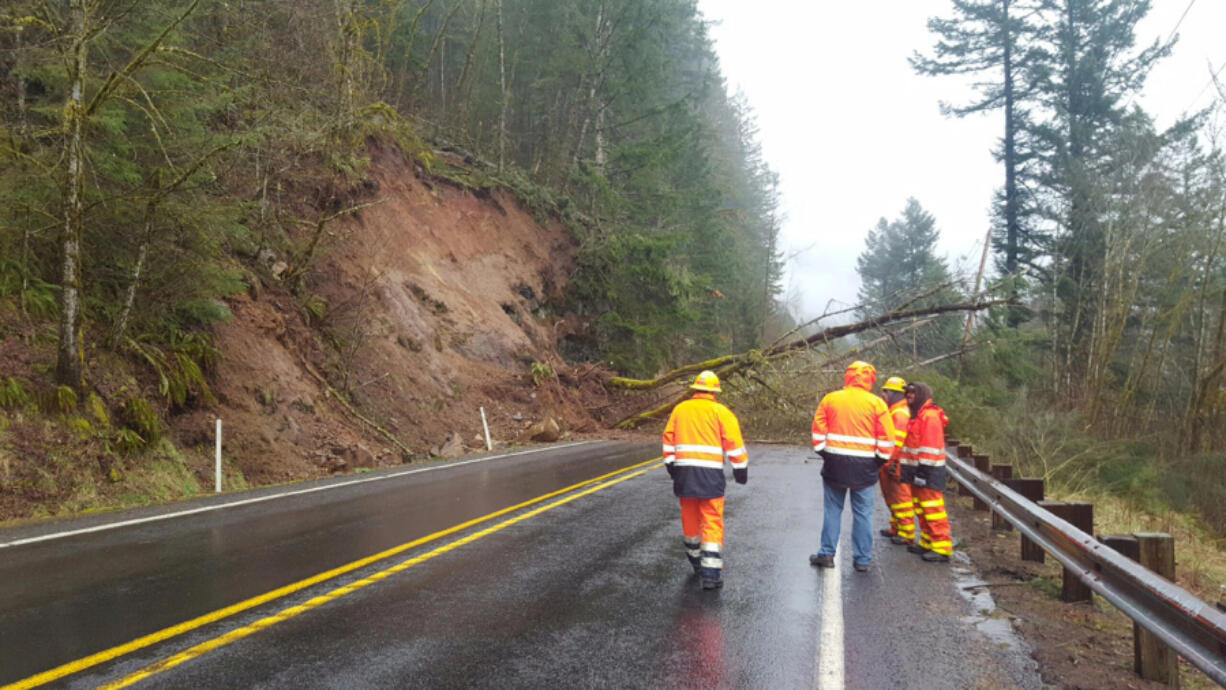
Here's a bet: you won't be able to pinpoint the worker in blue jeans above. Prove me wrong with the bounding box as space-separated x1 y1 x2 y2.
809 361 895 572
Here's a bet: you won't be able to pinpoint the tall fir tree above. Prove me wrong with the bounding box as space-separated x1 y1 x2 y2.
1028 0 1171 387
911 0 1041 325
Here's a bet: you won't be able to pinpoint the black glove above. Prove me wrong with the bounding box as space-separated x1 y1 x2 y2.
666 464 677 480
733 467 748 485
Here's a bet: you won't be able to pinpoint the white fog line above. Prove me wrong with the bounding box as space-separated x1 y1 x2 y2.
816 524 846 688
0 441 597 549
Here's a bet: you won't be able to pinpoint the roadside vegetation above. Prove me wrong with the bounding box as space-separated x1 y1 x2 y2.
677 0 1226 572
0 0 786 518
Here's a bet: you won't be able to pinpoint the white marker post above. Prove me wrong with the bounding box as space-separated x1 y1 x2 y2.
215 418 222 492
480 407 492 451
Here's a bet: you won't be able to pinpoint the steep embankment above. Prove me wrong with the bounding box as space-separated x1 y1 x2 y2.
182 148 618 484
0 148 630 520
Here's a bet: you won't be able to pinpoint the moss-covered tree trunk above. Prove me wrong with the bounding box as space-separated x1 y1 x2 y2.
55 0 89 391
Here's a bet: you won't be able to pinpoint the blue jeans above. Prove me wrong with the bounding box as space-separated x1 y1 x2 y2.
818 480 876 565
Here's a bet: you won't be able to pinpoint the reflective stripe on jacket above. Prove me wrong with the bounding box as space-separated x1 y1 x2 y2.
888 399 910 459
899 401 948 467
662 393 747 498
812 364 895 489
900 400 949 492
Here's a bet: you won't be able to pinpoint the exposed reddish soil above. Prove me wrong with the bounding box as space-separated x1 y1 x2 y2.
0 148 648 520
178 148 648 485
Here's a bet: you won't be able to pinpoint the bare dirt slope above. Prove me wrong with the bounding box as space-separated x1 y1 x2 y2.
180 148 625 486
0 148 638 521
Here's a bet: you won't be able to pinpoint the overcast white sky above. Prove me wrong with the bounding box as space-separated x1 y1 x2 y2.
697 0 1226 320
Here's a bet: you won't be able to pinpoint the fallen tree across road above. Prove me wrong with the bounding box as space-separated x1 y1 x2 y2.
607 298 1010 429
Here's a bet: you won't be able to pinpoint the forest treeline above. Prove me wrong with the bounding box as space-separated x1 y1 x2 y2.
847 1 1226 464
0 0 785 396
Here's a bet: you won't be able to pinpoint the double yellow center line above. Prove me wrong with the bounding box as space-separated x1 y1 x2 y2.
5 457 661 690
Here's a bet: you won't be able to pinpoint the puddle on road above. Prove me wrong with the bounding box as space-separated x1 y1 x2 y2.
951 559 1028 653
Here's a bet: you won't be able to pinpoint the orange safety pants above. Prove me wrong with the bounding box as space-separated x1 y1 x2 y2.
912 486 952 556
680 496 725 575
879 464 915 541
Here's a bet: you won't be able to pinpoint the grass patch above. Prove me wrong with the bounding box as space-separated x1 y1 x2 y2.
1068 490 1226 600
117 458 204 507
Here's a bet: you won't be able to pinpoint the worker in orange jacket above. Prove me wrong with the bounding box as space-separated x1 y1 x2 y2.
662 370 748 591
878 376 915 546
809 361 895 572
900 381 953 562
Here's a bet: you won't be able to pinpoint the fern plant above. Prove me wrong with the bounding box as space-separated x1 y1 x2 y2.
530 361 556 387
0 377 31 409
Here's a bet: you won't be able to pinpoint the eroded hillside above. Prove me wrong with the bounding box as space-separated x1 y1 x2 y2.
194 148 621 484
0 149 635 520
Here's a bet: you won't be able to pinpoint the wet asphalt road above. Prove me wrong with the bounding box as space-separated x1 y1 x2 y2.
2 442 1040 689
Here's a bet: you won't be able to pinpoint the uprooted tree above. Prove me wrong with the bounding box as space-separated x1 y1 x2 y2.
605 297 1010 428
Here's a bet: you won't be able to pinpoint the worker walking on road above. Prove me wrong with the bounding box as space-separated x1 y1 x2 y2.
662 370 749 591
878 376 915 546
900 382 953 563
809 361 895 572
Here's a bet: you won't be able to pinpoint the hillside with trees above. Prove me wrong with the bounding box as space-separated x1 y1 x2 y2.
831 1 1226 539
0 0 787 519
3 0 1226 552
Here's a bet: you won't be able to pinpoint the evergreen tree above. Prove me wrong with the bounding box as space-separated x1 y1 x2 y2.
1027 0 1171 387
856 199 962 359
0 0 787 384
911 0 1041 325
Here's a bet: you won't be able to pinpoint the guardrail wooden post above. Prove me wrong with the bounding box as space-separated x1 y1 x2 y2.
1101 533 1179 687
1137 533 1179 687
946 443 966 497
972 452 991 511
990 465 1013 530
1004 478 1045 561
1039 501 1094 603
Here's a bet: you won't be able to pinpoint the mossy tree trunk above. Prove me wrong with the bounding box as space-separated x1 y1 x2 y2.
54 0 89 392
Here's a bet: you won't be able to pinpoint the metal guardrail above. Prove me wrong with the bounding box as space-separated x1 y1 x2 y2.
945 447 1226 685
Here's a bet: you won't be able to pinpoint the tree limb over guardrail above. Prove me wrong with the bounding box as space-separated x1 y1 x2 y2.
945 446 1226 684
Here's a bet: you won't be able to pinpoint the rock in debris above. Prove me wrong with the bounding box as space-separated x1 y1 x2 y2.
437 431 466 458
352 444 377 468
525 418 561 443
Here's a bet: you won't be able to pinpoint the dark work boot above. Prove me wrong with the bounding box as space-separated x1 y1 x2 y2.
684 537 702 575
699 544 723 589
890 535 909 545
907 544 927 555
878 528 894 538
809 553 834 568
921 551 951 563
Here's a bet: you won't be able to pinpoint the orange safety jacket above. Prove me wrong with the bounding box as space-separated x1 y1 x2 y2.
888 398 910 461
812 363 895 489
900 400 949 491
662 393 748 499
